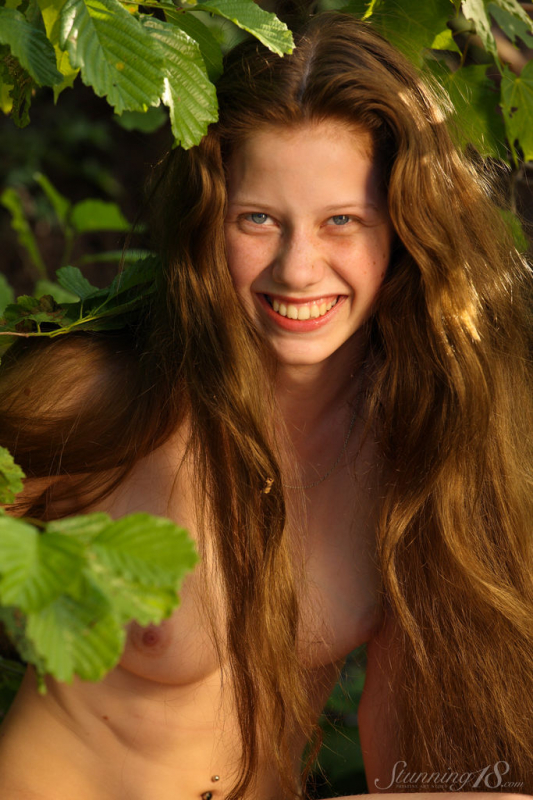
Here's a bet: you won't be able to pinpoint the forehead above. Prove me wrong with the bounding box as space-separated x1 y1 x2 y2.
225 121 384 209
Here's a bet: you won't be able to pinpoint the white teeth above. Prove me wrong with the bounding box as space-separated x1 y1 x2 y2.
287 304 299 320
268 296 338 319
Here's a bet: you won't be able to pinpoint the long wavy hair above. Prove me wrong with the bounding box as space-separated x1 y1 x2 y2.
2 11 533 796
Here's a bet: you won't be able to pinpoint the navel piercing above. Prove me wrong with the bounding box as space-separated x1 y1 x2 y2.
201 793 213 800
211 775 220 782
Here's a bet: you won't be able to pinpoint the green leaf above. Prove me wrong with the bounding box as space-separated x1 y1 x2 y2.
0 275 15 316
194 0 294 56
45 512 113 544
491 0 533 30
143 17 218 149
0 447 25 505
26 574 125 683
488 2 533 48
0 256 158 346
70 198 130 232
35 0 79 100
59 0 165 114
91 513 198 588
0 508 198 684
34 279 78 303
431 61 507 158
105 254 158 297
165 8 223 82
114 106 167 134
501 62 533 161
0 7 62 86
0 517 86 612
461 0 497 57
343 0 454 64
431 27 461 53
0 294 69 333
33 172 71 226
9 65 33 127
55 265 98 300
0 187 46 276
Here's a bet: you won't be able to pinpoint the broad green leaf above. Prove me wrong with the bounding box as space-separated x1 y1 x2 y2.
0 187 46 276
35 0 79 100
26 574 125 683
33 172 71 226
344 0 454 64
114 106 167 134
0 517 85 611
91 512 198 588
0 447 25 504
501 62 533 161
165 8 223 81
46 512 112 544
70 198 130 232
89 567 180 627
0 294 69 333
488 2 533 48
0 256 158 346
0 606 46 673
55 265 98 300
59 0 165 114
492 0 533 30
0 275 15 316
194 0 294 56
143 17 218 149
461 0 497 56
431 62 506 158
34 279 78 303
431 28 461 53
0 7 62 86
105 255 158 296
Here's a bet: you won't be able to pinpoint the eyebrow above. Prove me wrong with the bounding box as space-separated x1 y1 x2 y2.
228 200 379 212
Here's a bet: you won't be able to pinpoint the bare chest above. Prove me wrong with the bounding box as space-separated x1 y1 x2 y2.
103 441 381 685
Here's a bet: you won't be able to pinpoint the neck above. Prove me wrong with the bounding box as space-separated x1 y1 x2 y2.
274 336 368 473
275 335 367 436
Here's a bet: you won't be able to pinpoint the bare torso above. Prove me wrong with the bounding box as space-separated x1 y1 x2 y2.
0 419 382 800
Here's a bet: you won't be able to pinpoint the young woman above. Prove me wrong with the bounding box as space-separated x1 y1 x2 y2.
0 11 532 800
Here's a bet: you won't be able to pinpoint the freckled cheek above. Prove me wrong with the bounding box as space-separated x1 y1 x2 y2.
226 240 269 292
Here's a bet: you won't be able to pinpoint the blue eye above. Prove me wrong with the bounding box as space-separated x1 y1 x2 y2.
250 212 268 224
331 215 350 225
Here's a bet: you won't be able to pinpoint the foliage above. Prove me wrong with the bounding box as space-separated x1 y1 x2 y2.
0 0 294 147
1 1 532 793
0 443 198 690
1 171 147 285
330 0 533 166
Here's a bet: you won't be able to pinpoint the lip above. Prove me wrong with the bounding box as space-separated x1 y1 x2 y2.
256 292 347 332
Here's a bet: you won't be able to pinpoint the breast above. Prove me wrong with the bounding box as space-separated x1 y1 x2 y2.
102 432 383 686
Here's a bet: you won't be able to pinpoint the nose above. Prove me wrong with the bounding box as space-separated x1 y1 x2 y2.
271 228 325 290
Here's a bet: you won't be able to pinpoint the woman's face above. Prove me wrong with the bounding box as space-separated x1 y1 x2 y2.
224 121 394 368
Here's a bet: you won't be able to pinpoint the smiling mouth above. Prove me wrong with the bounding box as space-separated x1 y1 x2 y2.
264 295 339 321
